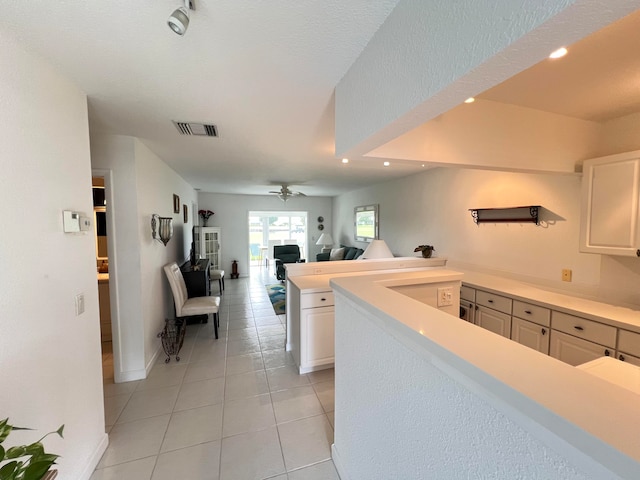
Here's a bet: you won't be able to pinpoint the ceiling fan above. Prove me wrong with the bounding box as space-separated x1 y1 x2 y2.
269 184 306 202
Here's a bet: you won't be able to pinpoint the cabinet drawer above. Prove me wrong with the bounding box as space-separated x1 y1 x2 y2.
551 311 616 348
460 285 475 302
550 330 613 366
476 290 512 314
618 329 640 357
301 291 334 309
617 352 640 367
512 300 550 327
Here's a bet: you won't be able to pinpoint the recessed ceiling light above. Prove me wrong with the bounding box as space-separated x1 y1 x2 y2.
549 47 568 59
383 161 390 167
464 97 475 104
421 164 425 167
342 158 349 164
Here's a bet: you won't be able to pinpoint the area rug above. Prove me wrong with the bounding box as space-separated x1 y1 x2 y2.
265 283 286 315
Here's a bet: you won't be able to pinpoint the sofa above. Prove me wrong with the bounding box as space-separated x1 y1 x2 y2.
316 245 364 262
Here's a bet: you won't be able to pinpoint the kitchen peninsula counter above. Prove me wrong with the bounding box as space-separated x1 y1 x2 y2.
330 271 640 480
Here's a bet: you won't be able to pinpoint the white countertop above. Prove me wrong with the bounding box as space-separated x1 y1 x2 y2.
577 356 640 395
287 266 451 292
459 270 640 333
330 270 640 476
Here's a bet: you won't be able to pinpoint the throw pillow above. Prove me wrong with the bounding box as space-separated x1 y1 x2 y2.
343 247 357 260
329 247 346 261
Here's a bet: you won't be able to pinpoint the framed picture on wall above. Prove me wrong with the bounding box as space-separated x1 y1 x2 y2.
173 194 180 213
183 204 188 223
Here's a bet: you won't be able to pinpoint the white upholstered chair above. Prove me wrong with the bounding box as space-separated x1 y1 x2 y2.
210 269 225 294
164 262 221 339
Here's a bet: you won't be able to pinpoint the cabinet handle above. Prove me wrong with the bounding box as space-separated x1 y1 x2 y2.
475 305 478 311
637 249 640 257
541 328 546 335
320 298 326 301
488 299 494 303
604 349 611 356
524 310 532 315
619 354 626 362
573 326 584 331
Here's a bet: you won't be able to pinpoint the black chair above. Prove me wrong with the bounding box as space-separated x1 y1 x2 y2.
274 244 302 280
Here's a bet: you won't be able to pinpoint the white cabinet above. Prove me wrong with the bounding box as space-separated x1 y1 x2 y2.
298 290 335 373
549 330 613 366
476 305 511 338
617 329 640 366
475 289 512 338
194 226 222 271
580 151 640 256
302 306 335 368
510 301 550 354
511 317 549 355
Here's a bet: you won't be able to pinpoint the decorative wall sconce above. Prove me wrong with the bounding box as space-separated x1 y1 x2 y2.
151 214 174 246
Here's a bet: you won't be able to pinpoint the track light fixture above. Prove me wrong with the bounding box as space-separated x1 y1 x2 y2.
168 0 195 36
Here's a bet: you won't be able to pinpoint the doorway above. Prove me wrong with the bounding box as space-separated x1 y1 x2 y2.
92 169 121 385
248 211 308 275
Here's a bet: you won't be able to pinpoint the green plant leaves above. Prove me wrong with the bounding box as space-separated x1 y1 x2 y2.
0 419 62 480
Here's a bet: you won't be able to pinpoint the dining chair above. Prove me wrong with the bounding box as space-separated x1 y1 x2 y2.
164 262 220 339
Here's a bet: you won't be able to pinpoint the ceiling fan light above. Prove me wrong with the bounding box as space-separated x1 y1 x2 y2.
168 5 190 35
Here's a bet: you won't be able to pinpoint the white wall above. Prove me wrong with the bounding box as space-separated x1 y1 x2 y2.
91 134 197 378
335 0 635 158
334 168 640 307
0 31 106 479
197 193 333 275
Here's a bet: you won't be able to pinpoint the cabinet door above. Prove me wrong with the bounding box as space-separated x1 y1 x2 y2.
196 227 222 270
549 330 612 366
580 154 640 256
617 352 640 367
302 306 335 367
511 317 549 355
476 306 511 338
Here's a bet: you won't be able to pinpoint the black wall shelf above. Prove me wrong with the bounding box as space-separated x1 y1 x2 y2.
469 206 540 225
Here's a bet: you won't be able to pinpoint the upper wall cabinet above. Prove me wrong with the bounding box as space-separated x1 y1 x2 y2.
580 150 640 257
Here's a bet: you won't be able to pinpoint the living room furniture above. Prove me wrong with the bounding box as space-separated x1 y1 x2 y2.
316 245 364 261
164 262 220 339
194 226 221 273
274 244 303 280
180 259 211 297
210 269 225 294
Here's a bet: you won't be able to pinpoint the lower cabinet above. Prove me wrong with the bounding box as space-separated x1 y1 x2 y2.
617 329 640 366
301 306 335 369
475 305 511 338
511 317 549 355
549 330 613 366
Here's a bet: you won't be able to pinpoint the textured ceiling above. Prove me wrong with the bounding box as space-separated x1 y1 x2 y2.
0 0 408 196
2 2 638 197
479 8 640 122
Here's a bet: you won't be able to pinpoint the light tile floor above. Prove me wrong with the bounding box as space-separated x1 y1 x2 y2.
93 268 338 480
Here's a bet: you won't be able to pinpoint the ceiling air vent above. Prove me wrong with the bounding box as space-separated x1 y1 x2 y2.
172 121 218 137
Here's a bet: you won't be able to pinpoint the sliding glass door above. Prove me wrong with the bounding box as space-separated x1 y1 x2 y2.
248 211 308 269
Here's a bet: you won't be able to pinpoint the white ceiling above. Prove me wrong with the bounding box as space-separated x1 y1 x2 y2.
478 8 640 122
0 0 414 197
2 2 638 196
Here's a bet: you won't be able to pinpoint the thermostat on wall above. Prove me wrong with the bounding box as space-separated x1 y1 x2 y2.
63 210 91 233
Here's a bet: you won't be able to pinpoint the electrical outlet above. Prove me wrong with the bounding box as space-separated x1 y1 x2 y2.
561 269 572 282
437 287 453 307
75 293 85 316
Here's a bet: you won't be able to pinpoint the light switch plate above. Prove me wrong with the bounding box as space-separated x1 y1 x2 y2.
437 287 454 307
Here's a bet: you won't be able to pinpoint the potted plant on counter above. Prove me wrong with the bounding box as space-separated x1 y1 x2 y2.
414 245 435 258
0 418 64 480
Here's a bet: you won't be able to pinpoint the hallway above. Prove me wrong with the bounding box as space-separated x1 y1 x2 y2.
93 269 337 480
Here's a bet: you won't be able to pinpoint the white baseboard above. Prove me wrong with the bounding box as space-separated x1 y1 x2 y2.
146 345 162 376
331 444 350 480
79 432 109 480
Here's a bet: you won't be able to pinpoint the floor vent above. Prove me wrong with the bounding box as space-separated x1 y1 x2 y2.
172 121 218 137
